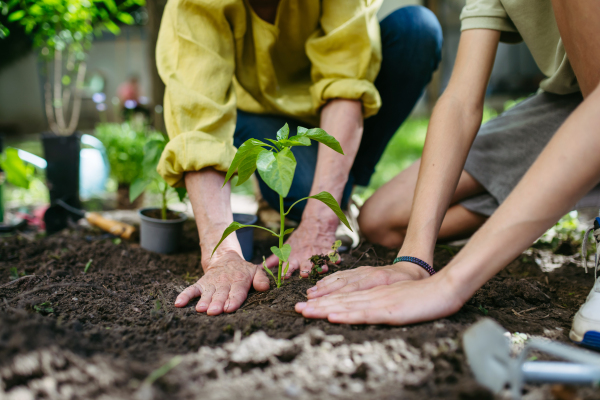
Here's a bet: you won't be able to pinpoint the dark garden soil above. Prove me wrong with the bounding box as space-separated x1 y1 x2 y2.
1 221 599 399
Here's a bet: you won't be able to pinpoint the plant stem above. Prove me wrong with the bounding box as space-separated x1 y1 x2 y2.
161 182 168 220
278 194 284 287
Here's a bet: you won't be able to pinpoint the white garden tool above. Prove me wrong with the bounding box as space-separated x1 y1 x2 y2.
463 318 600 399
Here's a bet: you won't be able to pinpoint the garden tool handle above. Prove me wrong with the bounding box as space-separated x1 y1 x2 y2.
86 212 136 240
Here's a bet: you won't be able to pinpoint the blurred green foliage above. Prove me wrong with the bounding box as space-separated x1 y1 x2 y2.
2 0 144 61
0 147 34 188
95 122 162 185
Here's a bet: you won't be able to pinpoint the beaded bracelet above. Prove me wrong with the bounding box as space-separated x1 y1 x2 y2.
393 256 436 276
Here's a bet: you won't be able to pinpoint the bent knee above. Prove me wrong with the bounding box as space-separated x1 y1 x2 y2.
358 200 407 248
382 6 443 67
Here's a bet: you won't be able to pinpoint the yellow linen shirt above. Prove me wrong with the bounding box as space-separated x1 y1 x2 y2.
156 0 383 187
460 0 579 95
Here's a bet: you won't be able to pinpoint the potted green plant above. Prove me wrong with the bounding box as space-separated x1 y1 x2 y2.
213 124 352 287
129 136 188 254
0 146 34 230
2 0 143 209
95 122 160 209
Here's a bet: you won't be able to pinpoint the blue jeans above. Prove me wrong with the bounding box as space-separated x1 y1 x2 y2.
234 6 442 221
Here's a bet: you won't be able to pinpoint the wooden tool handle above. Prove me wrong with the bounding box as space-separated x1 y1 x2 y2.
86 212 137 240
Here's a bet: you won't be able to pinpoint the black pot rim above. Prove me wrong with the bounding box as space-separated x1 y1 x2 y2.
138 207 188 224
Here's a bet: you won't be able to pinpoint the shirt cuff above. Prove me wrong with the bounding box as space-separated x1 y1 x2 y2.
157 131 237 187
311 78 382 119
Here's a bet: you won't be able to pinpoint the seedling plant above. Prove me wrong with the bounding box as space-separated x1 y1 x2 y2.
212 124 352 288
129 136 186 220
309 240 342 283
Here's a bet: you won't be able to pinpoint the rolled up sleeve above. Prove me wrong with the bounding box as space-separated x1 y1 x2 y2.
156 0 240 187
460 0 521 43
306 0 383 119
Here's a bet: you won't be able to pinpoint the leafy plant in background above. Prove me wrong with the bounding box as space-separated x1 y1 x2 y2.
2 0 145 135
212 124 352 288
95 122 161 187
129 136 186 220
0 148 34 189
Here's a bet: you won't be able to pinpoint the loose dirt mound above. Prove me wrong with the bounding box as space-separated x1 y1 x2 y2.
1 223 598 399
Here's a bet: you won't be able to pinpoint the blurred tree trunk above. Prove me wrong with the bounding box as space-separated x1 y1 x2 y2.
146 0 168 132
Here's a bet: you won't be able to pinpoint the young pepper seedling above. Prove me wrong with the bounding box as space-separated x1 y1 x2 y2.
212 124 352 288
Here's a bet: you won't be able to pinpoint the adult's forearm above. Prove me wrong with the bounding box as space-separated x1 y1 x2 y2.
303 99 363 223
445 86 600 303
185 168 242 268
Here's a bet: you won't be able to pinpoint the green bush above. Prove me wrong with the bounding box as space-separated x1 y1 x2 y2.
95 122 163 185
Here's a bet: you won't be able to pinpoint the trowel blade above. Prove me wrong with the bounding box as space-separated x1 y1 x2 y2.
463 318 514 393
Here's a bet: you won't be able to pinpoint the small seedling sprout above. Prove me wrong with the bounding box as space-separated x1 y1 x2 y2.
84 259 93 274
34 301 54 314
212 124 352 288
9 267 19 281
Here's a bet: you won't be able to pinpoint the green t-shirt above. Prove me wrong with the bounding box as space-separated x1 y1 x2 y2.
460 0 579 94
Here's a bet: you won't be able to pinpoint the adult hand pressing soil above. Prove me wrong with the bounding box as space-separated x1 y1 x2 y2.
305 261 430 299
177 169 270 315
175 251 269 315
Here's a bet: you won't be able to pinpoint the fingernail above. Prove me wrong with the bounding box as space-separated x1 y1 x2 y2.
308 287 317 292
208 307 218 313
296 302 307 310
175 299 183 306
301 270 309 274
198 303 206 309
307 298 316 302
329 313 338 319
304 307 314 313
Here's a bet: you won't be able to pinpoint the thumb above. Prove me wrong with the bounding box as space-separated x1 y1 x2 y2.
253 266 271 291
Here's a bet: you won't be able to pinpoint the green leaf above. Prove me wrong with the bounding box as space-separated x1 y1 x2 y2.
84 259 93 274
0 148 34 189
308 192 352 231
175 187 187 202
7 10 25 21
116 12 134 25
9 267 19 281
103 19 120 35
262 257 276 281
256 148 296 197
236 146 263 186
265 138 283 151
270 244 291 262
283 227 294 236
283 261 290 276
129 177 152 203
211 221 249 257
297 127 344 154
279 135 311 147
142 139 166 171
223 139 268 186
276 123 289 141
103 0 118 13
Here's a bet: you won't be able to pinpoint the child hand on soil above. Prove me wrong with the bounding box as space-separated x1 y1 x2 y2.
297 269 462 324
305 261 429 299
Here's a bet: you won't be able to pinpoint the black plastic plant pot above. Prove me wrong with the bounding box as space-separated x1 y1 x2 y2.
42 132 82 234
139 208 187 254
233 213 258 261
